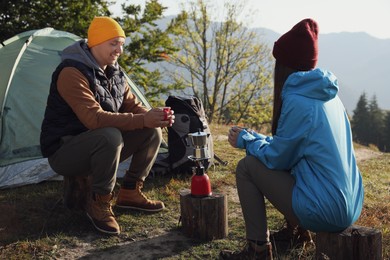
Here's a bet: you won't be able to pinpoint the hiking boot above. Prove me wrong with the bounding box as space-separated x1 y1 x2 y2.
116 181 165 212
63 175 91 210
269 220 296 242
296 226 313 244
270 220 313 246
86 192 120 235
219 241 273 260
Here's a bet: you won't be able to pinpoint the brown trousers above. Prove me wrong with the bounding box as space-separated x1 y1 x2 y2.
236 155 300 242
48 127 162 195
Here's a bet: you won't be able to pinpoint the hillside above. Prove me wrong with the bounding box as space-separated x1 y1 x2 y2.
155 16 390 114
252 28 390 114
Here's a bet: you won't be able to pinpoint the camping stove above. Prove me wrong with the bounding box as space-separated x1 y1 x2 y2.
188 130 212 197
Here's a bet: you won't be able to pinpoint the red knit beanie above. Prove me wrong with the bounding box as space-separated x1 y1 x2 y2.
272 18 319 71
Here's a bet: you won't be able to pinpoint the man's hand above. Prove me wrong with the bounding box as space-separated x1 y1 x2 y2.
143 107 175 128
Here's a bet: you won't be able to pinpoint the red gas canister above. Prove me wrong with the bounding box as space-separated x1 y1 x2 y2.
190 166 212 197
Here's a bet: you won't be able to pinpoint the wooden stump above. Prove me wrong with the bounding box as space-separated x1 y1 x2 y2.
316 225 382 260
179 189 228 241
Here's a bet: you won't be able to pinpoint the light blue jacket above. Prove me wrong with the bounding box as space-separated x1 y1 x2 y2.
236 68 364 232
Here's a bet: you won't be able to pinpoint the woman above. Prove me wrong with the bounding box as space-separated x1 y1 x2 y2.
220 18 364 259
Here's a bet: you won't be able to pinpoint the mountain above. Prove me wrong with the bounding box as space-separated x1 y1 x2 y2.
318 32 390 114
155 16 390 114
251 28 390 114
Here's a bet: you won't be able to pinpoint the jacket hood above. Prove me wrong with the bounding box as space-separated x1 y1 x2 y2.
282 68 339 101
61 39 120 72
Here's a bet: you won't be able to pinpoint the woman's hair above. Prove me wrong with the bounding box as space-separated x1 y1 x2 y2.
271 61 299 135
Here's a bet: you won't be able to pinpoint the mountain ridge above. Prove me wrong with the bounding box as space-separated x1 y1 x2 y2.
155 16 390 113
251 27 390 113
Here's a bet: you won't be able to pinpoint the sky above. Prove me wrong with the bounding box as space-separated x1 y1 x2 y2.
111 0 390 39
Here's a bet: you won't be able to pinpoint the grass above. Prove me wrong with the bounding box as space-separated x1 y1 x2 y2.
0 124 389 259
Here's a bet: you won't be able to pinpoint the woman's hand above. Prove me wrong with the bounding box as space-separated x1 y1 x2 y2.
228 126 243 148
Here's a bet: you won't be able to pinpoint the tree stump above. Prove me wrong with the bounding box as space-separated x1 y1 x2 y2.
316 225 382 260
179 189 228 241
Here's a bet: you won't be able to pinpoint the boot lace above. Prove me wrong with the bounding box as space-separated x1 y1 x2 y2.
136 182 149 201
96 193 115 218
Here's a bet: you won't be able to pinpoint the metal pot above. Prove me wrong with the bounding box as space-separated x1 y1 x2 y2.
188 131 209 147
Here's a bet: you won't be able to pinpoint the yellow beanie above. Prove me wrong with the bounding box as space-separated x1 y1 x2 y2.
87 17 126 48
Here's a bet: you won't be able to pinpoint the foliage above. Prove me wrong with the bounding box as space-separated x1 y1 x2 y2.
367 95 385 150
1 0 274 125
352 92 387 151
383 111 390 152
0 0 183 107
0 0 112 41
352 92 370 145
165 0 274 125
114 0 183 107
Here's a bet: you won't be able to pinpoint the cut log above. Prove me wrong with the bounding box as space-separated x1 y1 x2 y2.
316 225 382 260
179 189 228 241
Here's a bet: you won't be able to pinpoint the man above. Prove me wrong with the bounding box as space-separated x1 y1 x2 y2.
40 17 174 235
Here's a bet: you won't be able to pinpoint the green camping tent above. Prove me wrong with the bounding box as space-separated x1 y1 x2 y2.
0 28 150 188
0 28 80 166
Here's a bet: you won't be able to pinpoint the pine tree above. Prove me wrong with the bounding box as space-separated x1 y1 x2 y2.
367 95 384 150
383 111 390 152
352 92 370 145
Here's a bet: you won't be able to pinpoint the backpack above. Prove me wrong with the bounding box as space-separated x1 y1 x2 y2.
151 95 214 175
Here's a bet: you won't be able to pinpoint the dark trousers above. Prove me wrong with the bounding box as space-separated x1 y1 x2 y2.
48 127 162 194
236 155 300 242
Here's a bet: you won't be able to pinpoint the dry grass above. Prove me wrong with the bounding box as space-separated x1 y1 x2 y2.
355 154 390 259
0 124 389 259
